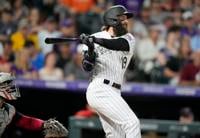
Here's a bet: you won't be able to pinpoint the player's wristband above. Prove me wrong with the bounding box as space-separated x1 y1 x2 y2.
82 59 94 72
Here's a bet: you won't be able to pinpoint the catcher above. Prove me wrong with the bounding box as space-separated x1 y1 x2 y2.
0 72 68 138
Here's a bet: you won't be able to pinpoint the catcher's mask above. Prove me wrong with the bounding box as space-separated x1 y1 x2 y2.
103 5 133 27
0 72 20 100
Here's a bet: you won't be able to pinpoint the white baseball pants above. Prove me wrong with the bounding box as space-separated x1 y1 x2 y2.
86 78 141 138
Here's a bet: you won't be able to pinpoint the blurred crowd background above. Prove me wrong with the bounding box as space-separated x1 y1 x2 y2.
0 1 199 137
0 0 200 86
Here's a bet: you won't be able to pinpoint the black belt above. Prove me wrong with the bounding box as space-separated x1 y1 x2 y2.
103 79 121 90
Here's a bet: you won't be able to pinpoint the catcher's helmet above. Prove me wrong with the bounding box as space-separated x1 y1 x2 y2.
0 72 20 100
103 5 133 27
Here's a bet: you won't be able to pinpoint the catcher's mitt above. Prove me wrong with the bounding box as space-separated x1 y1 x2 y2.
43 118 68 138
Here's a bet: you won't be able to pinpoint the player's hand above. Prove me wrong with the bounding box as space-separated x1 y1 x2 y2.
80 34 95 51
43 118 68 138
80 33 94 43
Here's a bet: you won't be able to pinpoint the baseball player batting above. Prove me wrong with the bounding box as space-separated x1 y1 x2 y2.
80 5 141 138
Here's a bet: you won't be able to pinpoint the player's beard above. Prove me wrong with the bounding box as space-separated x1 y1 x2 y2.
113 23 128 36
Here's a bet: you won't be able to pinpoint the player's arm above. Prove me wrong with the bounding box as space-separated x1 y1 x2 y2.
80 34 97 72
13 112 44 131
13 111 68 137
93 37 129 51
82 50 96 72
80 33 130 51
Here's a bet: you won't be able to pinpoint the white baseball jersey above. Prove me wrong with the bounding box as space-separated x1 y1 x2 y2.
91 31 135 84
86 31 141 138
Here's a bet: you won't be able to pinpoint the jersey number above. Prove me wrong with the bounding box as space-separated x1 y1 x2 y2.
121 56 127 69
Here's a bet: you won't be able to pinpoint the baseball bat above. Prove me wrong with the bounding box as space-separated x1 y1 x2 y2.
45 37 80 44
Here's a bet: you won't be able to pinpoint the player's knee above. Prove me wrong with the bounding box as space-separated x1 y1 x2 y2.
125 118 140 132
121 118 141 138
135 118 140 129
131 118 140 128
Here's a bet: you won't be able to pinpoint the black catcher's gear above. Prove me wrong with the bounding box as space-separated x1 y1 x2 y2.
0 72 20 100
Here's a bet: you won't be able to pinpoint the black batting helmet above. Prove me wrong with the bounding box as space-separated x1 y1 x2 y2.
103 5 133 27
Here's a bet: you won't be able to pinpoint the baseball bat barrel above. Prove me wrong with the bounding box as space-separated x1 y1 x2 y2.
45 37 80 44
